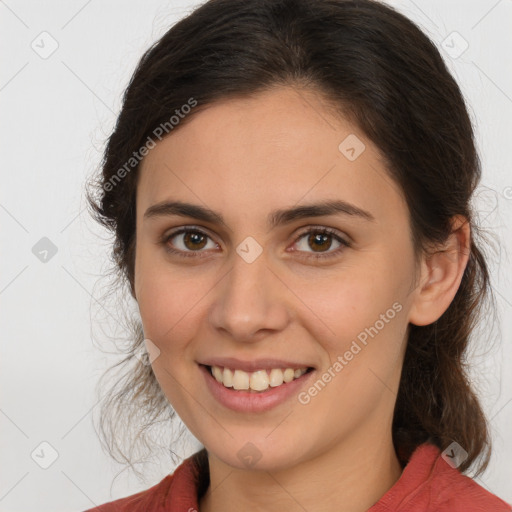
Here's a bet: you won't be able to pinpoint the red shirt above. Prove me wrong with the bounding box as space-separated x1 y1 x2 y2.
86 443 511 511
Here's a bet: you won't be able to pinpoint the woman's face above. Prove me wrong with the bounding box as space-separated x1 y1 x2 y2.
134 86 419 471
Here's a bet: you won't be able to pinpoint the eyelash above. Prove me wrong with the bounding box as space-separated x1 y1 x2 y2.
159 226 351 261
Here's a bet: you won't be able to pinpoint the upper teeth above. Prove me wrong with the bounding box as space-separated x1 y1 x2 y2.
210 365 309 392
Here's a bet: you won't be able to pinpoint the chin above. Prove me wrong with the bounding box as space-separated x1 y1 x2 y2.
205 435 308 473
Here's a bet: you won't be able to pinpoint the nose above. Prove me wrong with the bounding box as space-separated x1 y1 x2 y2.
208 251 290 343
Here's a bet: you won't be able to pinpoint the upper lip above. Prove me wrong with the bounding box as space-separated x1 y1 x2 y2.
199 357 314 373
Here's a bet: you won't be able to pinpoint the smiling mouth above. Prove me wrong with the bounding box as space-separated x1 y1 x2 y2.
202 364 315 393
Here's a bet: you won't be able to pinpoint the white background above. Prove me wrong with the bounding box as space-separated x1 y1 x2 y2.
1 1 511 510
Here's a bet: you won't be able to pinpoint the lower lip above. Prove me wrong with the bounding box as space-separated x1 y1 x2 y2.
199 364 315 413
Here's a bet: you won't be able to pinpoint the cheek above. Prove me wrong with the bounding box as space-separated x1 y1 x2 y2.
135 256 215 357
135 268 205 409
135 251 181 337
293 263 409 397
299 276 407 416
292 268 396 343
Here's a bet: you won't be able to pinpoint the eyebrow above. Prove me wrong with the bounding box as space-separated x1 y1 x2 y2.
143 199 375 229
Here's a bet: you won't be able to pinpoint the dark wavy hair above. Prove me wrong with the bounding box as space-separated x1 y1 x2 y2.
86 0 499 480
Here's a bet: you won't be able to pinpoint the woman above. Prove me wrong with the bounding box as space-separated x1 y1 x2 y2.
84 0 511 510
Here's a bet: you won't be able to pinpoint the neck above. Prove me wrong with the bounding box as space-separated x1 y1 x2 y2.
198 430 403 512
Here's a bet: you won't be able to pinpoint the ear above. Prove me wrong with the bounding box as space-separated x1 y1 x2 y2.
408 215 471 327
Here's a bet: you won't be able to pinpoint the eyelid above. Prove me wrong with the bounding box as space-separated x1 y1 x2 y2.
161 224 350 243
160 224 351 259
159 225 217 245
293 225 351 245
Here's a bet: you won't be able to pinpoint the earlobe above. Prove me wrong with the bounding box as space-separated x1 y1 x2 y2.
408 215 470 327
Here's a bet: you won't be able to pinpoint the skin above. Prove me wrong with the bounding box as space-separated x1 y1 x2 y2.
133 85 470 512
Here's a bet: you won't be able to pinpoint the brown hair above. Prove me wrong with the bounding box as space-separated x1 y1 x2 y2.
86 0 498 479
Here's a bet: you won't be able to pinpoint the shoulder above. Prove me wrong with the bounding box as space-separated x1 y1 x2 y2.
426 451 511 511
83 449 206 512
82 474 174 512
371 443 511 512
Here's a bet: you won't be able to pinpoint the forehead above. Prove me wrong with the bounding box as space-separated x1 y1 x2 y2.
136 86 405 228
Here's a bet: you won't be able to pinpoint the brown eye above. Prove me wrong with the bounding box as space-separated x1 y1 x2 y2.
160 226 350 261
306 232 334 252
162 228 218 257
292 227 350 260
181 231 208 250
